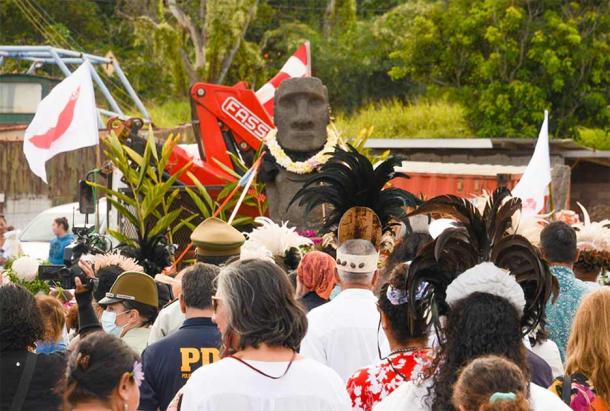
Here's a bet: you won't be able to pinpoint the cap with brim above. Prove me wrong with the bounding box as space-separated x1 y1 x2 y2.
191 217 245 257
98 271 158 308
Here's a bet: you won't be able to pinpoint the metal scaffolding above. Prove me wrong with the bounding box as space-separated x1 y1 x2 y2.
0 45 151 126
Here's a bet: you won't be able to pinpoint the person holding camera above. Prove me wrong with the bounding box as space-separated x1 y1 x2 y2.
48 217 74 265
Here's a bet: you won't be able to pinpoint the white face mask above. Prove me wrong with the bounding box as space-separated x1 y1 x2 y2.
101 310 130 337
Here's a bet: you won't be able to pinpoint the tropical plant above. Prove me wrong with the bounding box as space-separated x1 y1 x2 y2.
90 129 204 274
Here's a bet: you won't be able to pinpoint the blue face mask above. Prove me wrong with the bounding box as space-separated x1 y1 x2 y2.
101 310 129 337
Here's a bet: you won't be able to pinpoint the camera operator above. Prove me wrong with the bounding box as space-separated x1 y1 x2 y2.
48 217 74 265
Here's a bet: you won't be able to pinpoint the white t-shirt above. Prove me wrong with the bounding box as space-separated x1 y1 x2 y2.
530 339 564 378
181 357 351 411
300 289 390 381
373 379 571 411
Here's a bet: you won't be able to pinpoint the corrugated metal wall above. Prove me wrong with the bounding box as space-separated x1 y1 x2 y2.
0 139 100 229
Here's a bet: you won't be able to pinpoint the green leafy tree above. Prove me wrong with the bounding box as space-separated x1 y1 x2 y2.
388 0 610 138
122 0 261 87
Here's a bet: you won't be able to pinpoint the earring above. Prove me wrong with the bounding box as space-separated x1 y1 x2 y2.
124 402 128 411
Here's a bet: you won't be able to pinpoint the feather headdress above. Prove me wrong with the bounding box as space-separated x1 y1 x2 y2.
471 191 547 246
406 187 558 335
573 202 610 252
93 251 144 274
240 217 313 264
289 146 421 233
572 203 610 272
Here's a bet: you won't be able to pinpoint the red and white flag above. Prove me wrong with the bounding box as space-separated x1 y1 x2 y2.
24 62 99 183
512 111 552 215
255 41 311 118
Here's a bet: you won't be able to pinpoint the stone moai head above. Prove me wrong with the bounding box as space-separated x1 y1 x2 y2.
273 77 329 152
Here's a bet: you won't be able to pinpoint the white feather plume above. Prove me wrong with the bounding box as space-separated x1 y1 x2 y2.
510 210 548 246
573 202 610 252
93 251 144 273
241 217 313 259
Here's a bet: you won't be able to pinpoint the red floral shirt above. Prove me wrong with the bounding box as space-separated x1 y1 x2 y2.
346 349 430 411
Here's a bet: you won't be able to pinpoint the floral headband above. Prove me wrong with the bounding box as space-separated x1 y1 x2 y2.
386 281 429 306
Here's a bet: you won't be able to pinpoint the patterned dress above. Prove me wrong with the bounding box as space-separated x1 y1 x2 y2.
549 373 610 411
346 349 430 411
545 266 590 361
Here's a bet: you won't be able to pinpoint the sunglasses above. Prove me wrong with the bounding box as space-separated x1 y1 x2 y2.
211 296 222 313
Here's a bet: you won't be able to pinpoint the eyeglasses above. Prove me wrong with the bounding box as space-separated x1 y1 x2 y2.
211 296 222 313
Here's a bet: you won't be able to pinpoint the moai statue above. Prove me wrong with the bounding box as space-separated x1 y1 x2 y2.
262 77 329 229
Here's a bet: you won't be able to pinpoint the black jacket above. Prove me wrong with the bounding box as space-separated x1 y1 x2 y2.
0 350 66 411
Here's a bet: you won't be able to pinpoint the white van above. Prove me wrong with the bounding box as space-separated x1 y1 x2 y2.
19 199 109 261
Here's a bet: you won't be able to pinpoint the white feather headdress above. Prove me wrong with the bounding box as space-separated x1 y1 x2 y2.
240 217 313 260
510 210 548 246
573 202 610 252
93 251 144 273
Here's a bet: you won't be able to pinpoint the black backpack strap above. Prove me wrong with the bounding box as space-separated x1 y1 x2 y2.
561 374 572 405
9 352 38 411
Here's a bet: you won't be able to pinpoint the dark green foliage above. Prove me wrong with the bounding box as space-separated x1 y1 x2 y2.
388 0 610 138
2 0 609 145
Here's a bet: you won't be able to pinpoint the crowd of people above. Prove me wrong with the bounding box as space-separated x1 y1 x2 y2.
1 171 609 411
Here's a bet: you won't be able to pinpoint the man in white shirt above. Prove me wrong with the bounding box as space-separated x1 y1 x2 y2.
300 239 389 381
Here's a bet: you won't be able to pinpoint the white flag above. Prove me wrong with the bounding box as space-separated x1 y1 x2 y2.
255 41 311 117
23 62 99 183
512 111 552 215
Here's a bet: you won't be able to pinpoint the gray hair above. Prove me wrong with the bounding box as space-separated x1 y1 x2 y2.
337 239 377 285
216 259 307 351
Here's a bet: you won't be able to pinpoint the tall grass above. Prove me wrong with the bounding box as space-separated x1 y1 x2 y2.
334 99 473 139
139 98 474 142
146 100 191 128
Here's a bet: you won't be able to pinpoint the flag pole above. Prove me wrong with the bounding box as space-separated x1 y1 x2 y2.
228 157 262 224
548 181 555 213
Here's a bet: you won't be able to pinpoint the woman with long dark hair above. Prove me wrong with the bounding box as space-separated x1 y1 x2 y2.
347 263 430 411
180 259 351 410
374 189 570 411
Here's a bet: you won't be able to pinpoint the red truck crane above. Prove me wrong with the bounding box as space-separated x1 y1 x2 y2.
164 81 274 187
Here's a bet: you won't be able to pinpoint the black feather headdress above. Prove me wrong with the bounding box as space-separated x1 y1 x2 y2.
289 145 422 233
406 187 558 335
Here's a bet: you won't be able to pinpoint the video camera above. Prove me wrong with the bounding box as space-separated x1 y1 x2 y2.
38 226 112 290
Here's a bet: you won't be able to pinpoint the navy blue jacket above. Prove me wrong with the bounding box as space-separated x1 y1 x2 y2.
139 317 221 411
